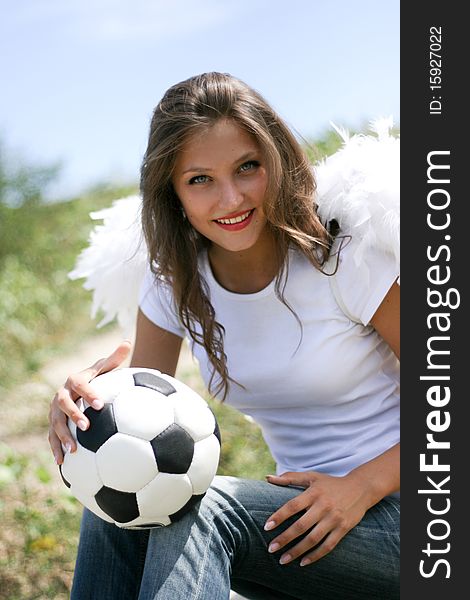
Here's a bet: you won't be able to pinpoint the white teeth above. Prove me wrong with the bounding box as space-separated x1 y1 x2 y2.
216 210 252 225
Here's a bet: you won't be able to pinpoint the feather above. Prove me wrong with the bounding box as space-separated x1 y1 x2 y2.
314 117 400 281
68 195 147 336
69 119 400 334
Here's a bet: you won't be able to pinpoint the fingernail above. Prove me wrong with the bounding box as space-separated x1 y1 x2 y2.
264 520 276 531
77 419 88 431
91 399 103 410
268 542 279 553
279 553 291 565
65 442 72 454
300 558 311 567
54 453 61 465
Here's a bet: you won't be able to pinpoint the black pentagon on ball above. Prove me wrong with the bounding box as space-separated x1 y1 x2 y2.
133 371 176 396
169 493 205 523
77 404 118 452
150 423 194 474
211 409 222 445
95 486 140 523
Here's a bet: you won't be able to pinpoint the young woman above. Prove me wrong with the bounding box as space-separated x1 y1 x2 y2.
48 72 400 599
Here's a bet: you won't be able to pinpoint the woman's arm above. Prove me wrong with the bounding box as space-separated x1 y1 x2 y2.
370 279 400 359
349 279 400 503
48 309 182 464
130 309 183 375
264 280 401 566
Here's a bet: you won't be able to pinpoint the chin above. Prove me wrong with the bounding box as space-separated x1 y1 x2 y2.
214 239 257 253
217 227 266 252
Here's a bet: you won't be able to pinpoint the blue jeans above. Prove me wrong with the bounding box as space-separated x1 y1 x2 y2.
71 476 399 599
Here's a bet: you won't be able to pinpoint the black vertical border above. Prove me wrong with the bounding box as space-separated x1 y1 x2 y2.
401 3 466 598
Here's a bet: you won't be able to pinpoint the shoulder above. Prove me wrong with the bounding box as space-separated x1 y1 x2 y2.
331 235 399 325
138 264 184 336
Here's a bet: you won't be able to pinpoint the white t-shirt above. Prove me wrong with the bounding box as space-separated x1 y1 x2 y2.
139 239 400 478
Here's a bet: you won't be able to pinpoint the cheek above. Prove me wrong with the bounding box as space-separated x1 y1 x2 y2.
178 193 204 219
185 209 204 226
254 171 269 201
184 201 213 228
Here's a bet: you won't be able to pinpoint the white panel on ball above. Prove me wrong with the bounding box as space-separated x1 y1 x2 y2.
173 396 216 442
113 386 175 440
137 472 193 516
187 435 221 495
165 376 210 407
62 443 103 497
96 433 159 491
87 368 137 404
74 489 115 523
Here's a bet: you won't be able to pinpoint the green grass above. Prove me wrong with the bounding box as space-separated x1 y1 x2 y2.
0 185 137 389
0 442 81 599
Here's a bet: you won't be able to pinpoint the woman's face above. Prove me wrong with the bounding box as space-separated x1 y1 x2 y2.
172 119 269 254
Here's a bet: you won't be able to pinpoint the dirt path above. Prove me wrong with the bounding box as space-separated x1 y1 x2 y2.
40 329 201 391
2 329 201 444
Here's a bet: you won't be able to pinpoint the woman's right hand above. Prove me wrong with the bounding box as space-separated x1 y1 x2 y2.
48 340 132 466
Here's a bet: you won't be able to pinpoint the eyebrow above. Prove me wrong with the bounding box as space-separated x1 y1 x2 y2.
181 151 260 175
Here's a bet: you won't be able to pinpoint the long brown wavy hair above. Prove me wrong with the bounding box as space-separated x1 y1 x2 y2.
141 72 333 400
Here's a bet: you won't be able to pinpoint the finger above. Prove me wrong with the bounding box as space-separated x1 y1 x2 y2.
266 472 312 488
52 410 79 450
264 488 312 531
266 500 328 551
265 473 294 486
55 384 89 424
277 517 333 565
48 427 65 465
93 339 132 377
65 374 103 409
52 389 88 443
299 529 345 566
267 510 316 556
67 340 133 408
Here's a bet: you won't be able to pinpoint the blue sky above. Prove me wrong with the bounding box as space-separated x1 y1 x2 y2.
0 0 399 200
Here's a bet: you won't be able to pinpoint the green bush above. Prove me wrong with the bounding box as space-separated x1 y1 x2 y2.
0 185 138 389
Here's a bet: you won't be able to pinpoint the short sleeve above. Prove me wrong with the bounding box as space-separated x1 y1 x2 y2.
138 267 185 337
333 238 399 325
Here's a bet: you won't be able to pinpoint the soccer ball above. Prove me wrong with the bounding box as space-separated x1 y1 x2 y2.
59 367 221 528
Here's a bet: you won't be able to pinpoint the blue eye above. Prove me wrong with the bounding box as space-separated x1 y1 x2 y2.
188 175 209 185
239 160 260 172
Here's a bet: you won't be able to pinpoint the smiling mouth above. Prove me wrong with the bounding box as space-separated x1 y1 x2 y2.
214 209 254 225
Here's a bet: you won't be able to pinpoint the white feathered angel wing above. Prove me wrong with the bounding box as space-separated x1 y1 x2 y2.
315 117 399 274
68 194 147 337
69 118 399 335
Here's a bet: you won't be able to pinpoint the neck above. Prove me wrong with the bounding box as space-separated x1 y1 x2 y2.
208 229 282 294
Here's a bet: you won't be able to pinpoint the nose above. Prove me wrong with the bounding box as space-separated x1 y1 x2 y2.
218 179 243 213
